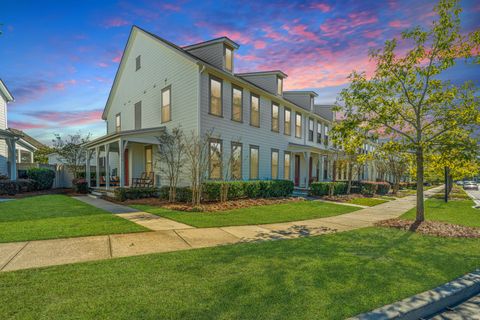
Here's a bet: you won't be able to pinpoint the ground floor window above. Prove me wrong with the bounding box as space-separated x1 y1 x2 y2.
231 142 242 180
271 149 279 179
209 139 222 179
323 157 328 180
249 145 259 179
145 146 153 173
284 152 291 180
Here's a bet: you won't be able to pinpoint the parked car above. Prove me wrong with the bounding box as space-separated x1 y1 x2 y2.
456 180 465 186
463 181 478 190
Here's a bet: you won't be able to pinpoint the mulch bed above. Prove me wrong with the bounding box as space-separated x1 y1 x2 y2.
376 219 480 238
121 197 304 212
0 188 79 199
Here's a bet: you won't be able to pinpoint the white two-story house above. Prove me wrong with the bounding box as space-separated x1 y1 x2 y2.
85 26 338 190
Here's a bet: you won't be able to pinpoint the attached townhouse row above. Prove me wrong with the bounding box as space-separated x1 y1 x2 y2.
85 26 377 190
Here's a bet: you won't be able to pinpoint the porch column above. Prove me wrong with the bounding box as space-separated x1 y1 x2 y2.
305 151 311 189
7 138 17 181
86 149 91 187
95 147 100 188
118 139 124 187
105 143 110 190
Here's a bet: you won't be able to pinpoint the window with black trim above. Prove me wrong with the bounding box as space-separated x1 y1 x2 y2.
161 86 171 123
271 103 279 132
284 152 291 180
231 142 242 179
209 139 222 179
209 76 222 116
308 118 314 141
249 145 259 179
295 113 302 138
231 86 243 122
317 122 322 144
225 46 233 72
115 113 121 132
250 94 260 127
135 55 141 71
271 149 279 179
284 108 291 135
277 77 283 95
134 101 142 130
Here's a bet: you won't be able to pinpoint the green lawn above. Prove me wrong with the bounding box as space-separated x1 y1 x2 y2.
131 201 360 227
347 197 389 207
1 228 479 319
0 195 147 242
401 198 480 227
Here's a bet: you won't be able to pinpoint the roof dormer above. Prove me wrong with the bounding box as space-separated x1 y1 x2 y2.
183 37 239 72
236 70 287 96
283 91 318 111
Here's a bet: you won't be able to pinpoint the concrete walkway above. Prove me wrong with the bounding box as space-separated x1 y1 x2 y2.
0 186 444 272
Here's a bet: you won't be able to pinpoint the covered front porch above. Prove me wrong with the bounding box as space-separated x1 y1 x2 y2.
84 127 164 190
287 143 334 189
0 128 20 180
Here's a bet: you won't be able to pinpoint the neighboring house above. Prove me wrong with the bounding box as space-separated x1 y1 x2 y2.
84 26 357 190
0 79 46 180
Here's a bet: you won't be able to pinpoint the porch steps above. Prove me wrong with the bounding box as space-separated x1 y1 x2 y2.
88 189 115 199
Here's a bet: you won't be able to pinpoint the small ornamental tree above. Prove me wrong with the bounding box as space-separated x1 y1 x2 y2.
156 127 185 203
337 0 480 221
52 132 91 180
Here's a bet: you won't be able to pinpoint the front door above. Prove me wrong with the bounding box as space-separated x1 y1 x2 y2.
309 156 313 182
294 155 300 186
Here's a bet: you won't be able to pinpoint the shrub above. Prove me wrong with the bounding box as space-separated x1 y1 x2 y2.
72 178 88 194
360 181 391 196
27 168 55 190
0 179 36 195
202 180 293 201
159 186 192 202
202 182 222 202
309 182 348 196
114 187 159 202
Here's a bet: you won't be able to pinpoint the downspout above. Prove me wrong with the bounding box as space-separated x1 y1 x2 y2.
197 63 205 136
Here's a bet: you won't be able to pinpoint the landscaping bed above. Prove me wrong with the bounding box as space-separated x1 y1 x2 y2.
376 219 480 238
319 194 390 207
123 197 302 212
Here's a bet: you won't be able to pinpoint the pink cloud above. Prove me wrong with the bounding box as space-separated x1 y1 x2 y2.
253 40 266 49
213 30 252 44
97 62 109 68
389 20 410 28
363 29 383 39
310 3 331 12
111 51 122 63
236 54 260 62
282 24 325 43
28 110 104 127
262 26 289 42
162 3 181 11
53 83 65 91
103 17 130 28
348 12 378 28
320 12 378 38
8 121 49 130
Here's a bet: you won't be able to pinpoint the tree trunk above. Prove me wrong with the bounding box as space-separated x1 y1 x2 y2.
416 147 425 222
346 162 353 194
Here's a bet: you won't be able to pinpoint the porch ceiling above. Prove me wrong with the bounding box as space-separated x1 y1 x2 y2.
287 142 336 155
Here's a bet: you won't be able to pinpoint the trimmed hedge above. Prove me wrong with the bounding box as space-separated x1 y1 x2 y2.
309 182 348 196
360 181 391 196
203 180 294 201
159 186 192 203
114 187 159 202
27 168 55 190
0 179 36 195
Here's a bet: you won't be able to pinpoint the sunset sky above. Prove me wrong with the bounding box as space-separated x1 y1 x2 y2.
1 0 479 144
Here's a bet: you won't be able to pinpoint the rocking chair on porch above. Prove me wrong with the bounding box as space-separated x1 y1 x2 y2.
132 172 154 188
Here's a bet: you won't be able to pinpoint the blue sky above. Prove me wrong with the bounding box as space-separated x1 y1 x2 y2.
1 0 479 144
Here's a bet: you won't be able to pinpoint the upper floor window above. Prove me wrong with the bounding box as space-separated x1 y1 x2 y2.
115 113 121 132
249 145 259 179
209 139 222 179
231 86 243 122
324 125 329 146
225 46 233 72
161 86 171 123
271 149 279 179
135 55 141 71
310 97 314 109
134 101 142 130
250 94 260 127
308 118 314 141
209 76 222 116
271 103 279 132
295 113 302 138
284 108 291 135
317 122 322 144
231 142 242 180
277 77 283 95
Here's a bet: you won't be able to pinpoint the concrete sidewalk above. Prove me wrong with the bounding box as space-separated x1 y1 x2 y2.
0 186 444 272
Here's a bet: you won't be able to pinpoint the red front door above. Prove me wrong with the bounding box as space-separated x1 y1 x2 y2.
124 149 129 186
294 155 300 186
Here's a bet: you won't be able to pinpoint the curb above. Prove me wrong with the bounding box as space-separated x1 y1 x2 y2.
349 269 480 320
